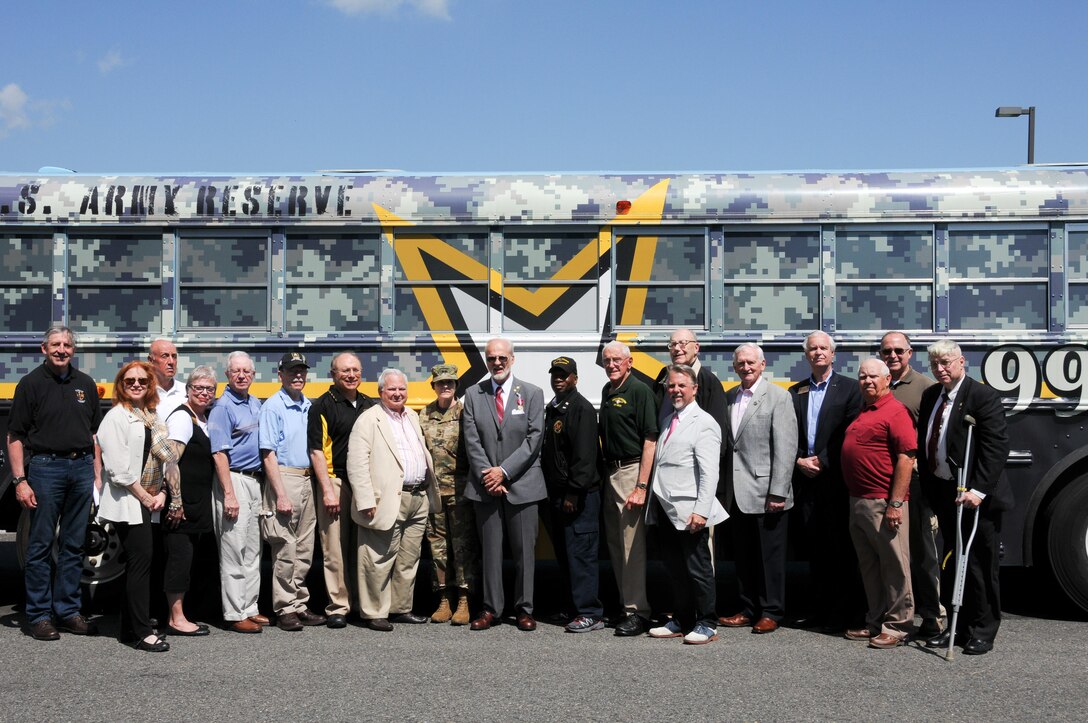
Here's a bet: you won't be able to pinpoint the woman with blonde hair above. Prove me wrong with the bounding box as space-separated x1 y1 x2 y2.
97 360 179 652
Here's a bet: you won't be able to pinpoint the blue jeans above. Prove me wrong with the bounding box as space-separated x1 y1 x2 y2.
24 453 95 623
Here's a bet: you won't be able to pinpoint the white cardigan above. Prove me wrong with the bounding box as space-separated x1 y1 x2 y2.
97 404 158 525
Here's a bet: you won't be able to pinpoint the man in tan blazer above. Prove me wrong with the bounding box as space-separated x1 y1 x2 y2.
347 368 438 631
720 343 798 635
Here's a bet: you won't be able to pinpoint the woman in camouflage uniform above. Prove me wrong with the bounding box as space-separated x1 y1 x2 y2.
419 364 481 624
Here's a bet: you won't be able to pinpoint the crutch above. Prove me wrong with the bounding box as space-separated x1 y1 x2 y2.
946 414 980 662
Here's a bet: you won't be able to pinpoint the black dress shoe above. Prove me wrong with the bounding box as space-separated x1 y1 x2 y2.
30 619 60 641
390 612 430 624
963 638 994 655
165 623 210 637
135 636 170 653
926 630 952 648
326 614 348 629
614 614 648 637
917 619 943 639
366 618 394 632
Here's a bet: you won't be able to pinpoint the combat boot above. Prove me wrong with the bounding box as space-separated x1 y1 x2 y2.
451 590 471 626
431 589 453 624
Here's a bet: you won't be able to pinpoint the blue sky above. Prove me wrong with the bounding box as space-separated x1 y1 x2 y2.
2 0 1085 174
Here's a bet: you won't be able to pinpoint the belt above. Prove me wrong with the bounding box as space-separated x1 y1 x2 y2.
37 449 94 459
279 466 311 477
606 457 641 471
403 482 430 494
230 468 263 478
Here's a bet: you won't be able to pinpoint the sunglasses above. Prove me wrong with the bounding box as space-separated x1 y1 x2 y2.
880 347 909 356
485 355 510 363
123 377 150 388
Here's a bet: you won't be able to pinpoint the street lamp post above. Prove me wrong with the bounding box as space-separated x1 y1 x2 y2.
995 106 1036 164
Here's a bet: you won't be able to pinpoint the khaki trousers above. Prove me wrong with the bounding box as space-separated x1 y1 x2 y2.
848 496 914 639
358 489 429 619
260 467 317 616
603 464 650 618
315 475 355 616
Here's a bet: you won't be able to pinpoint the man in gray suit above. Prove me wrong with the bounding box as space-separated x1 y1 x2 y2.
646 364 728 645
720 343 798 635
462 338 546 631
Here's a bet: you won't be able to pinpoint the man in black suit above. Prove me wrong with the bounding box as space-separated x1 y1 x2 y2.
917 340 1012 656
788 331 862 630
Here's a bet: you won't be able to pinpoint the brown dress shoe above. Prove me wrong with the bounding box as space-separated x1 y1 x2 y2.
57 614 98 636
30 619 60 641
516 613 537 631
296 609 327 626
277 613 303 631
844 628 873 641
230 618 263 634
752 617 780 634
718 613 753 627
470 610 499 630
248 614 271 626
869 632 905 649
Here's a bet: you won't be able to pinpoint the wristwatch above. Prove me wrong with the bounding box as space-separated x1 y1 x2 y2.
14 476 27 484
887 499 904 509
635 483 648 491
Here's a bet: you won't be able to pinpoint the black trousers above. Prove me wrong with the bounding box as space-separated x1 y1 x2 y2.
730 502 788 621
926 479 1002 643
540 489 603 618
116 508 156 641
654 508 716 631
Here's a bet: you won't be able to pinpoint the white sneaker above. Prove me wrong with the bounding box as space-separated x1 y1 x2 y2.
648 619 683 638
683 624 719 645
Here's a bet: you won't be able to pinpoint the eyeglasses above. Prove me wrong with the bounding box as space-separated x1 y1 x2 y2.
228 369 255 377
930 358 961 370
485 355 509 364
123 377 150 388
880 347 909 356
189 384 216 395
667 340 695 350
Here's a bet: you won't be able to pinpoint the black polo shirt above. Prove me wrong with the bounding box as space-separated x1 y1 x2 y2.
307 385 375 478
8 363 103 454
598 374 658 462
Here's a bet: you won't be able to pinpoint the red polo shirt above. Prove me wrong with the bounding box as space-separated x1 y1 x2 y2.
841 392 917 499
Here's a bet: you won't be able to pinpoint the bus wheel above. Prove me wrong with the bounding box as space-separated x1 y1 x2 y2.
1046 474 1088 613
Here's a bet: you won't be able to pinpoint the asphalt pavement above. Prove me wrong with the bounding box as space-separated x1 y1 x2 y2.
1 546 1086 722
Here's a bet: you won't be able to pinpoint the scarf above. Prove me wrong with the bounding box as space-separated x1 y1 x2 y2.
132 406 179 494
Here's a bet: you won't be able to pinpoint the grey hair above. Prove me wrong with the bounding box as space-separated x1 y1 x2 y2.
665 363 697 385
377 368 407 392
226 351 254 371
803 331 836 353
734 343 765 362
42 325 76 346
927 339 962 361
186 365 218 386
602 340 632 359
859 357 890 376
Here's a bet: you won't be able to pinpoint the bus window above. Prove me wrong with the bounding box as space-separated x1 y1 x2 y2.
614 231 706 328
723 229 819 331
949 227 1048 330
286 232 381 332
68 233 162 333
502 232 599 332
179 233 269 329
837 227 933 331
393 232 488 332
0 232 52 333
1068 227 1088 327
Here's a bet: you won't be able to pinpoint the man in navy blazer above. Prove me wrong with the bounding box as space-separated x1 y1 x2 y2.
917 340 1012 656
462 338 546 631
789 331 863 630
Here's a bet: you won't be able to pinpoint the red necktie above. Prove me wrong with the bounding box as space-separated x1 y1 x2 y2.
496 386 504 423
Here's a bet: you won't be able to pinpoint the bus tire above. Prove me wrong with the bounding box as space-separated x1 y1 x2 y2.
1046 474 1088 613
16 508 127 590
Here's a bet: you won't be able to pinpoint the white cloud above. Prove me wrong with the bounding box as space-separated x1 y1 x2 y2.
0 84 69 138
0 83 31 136
98 49 126 74
328 0 450 20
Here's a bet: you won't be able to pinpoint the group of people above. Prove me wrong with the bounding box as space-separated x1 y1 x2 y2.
9 325 1010 655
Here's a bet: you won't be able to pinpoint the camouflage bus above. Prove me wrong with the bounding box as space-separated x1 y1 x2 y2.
1 166 1087 611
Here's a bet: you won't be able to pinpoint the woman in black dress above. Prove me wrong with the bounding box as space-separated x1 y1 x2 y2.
163 366 218 636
